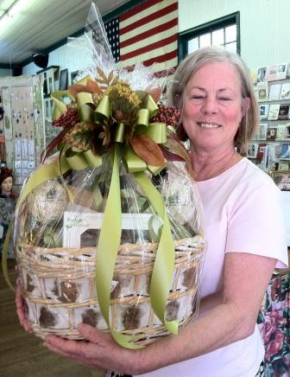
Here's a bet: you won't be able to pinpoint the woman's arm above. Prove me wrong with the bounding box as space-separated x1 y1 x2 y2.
41 252 276 375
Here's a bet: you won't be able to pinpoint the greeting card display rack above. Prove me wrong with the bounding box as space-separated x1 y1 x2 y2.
249 64 290 172
37 66 61 146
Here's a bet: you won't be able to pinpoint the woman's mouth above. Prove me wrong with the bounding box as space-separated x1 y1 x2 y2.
198 122 221 129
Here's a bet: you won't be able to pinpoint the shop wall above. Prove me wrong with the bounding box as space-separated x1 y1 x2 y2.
179 0 290 69
23 35 94 78
0 68 11 77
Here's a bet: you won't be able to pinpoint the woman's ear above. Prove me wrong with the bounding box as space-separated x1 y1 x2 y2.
241 97 251 116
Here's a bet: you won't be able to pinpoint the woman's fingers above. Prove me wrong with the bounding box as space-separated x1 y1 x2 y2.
15 280 31 332
44 336 103 368
78 323 113 346
43 333 134 374
44 335 90 358
44 340 105 370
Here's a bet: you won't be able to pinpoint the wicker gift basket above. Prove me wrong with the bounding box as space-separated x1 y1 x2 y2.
11 3 206 349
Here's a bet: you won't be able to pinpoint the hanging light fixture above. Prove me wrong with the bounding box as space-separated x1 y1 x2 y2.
32 53 49 69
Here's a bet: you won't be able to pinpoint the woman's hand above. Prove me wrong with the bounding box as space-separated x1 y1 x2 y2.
44 324 143 375
15 278 31 332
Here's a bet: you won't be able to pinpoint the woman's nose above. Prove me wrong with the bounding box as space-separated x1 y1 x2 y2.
201 97 218 115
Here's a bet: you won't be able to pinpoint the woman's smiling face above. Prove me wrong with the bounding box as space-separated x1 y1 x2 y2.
182 61 248 153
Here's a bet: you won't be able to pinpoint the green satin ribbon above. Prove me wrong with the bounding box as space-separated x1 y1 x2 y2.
145 122 167 143
51 90 75 119
95 145 139 348
114 122 125 143
64 148 102 170
136 108 150 127
133 172 178 334
2 85 179 348
95 95 110 122
76 92 94 122
120 145 147 173
144 94 159 116
1 221 14 291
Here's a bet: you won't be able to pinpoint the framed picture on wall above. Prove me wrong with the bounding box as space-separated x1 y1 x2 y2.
71 70 79 85
59 69 69 90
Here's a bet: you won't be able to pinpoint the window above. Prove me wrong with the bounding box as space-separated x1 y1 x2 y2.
178 12 240 61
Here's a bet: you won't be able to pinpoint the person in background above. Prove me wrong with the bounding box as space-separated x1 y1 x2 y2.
16 46 288 377
0 168 16 198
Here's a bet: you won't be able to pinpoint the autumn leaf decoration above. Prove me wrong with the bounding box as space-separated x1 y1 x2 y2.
95 67 118 90
131 135 164 167
68 78 102 98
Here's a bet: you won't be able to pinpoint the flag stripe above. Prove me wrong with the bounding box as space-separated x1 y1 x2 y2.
142 50 177 68
121 41 177 68
120 14 178 48
121 28 177 56
120 0 176 24
120 18 178 50
120 2 178 36
121 32 177 61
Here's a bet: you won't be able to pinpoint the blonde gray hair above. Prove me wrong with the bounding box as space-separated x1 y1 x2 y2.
168 46 259 155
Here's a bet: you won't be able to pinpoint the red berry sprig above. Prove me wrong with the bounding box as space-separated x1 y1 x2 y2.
52 107 79 128
151 104 180 128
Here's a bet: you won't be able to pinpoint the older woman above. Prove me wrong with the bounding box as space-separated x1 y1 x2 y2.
17 47 288 377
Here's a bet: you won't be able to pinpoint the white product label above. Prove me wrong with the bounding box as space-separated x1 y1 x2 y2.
63 210 162 248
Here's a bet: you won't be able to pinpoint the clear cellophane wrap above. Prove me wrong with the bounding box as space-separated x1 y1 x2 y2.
12 3 206 348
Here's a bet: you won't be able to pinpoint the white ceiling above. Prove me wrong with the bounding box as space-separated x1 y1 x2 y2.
0 0 132 66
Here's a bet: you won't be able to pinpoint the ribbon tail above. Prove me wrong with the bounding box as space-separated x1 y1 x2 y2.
95 145 142 349
133 171 178 334
1 221 15 291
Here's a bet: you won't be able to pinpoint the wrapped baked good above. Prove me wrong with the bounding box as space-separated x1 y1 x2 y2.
11 4 206 349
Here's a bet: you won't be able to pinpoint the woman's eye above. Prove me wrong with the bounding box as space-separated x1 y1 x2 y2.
191 95 205 99
219 97 231 101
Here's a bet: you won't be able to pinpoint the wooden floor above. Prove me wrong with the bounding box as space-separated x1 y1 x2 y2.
0 260 104 377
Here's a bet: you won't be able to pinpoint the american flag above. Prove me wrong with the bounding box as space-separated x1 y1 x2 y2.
104 0 178 80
